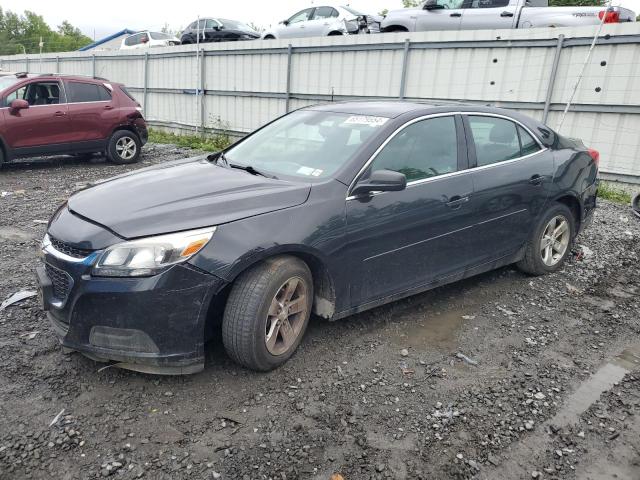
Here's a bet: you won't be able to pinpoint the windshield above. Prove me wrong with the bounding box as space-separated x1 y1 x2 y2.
149 32 175 40
341 6 365 16
0 76 20 92
224 110 389 179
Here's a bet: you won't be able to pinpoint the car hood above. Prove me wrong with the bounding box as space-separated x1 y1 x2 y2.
68 157 311 239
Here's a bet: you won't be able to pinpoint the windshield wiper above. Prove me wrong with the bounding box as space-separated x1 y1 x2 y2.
210 151 230 167
229 163 277 179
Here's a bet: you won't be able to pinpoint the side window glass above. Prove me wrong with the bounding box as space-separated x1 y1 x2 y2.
67 82 109 103
369 116 458 182
468 0 510 8
5 85 27 105
518 126 541 156
289 9 313 23
468 116 520 166
314 7 335 19
331 8 340 17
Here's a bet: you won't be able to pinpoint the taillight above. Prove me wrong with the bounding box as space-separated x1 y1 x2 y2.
587 148 600 168
598 10 620 23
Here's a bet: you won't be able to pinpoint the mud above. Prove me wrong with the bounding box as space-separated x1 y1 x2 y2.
1 147 639 479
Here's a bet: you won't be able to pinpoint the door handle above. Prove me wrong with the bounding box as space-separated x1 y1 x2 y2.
529 174 544 186
450 12 462 17
444 195 470 209
500 11 514 16
54 111 66 117
104 105 114 110
323 22 330 25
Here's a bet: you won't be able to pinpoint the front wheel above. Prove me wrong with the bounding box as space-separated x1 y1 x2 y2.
107 131 141 164
222 256 313 371
516 203 576 276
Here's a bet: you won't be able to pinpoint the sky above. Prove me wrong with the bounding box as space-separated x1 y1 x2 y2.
0 1 404 39
1 0 638 40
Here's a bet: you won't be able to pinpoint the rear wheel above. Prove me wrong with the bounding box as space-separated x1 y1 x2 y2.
107 130 141 164
517 203 575 276
222 256 313 371
263 35 275 40
632 192 640 218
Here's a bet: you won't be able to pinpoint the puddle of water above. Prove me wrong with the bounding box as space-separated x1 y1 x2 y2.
391 309 466 349
0 226 35 243
552 345 640 426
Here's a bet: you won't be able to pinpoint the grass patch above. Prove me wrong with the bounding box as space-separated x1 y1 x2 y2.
148 128 232 152
598 182 631 204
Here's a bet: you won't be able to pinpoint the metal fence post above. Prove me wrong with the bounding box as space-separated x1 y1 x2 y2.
201 49 206 132
143 52 149 116
55 55 60 73
92 54 96 77
399 38 411 99
25 56 29 73
285 44 293 113
542 34 565 125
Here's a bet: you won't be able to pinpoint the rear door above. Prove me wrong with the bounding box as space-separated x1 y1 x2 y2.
460 0 518 29
65 80 117 143
346 114 476 306
308 6 340 36
463 114 554 264
1 80 70 153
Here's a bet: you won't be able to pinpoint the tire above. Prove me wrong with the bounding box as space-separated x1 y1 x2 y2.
107 130 141 164
516 202 576 276
263 35 275 40
632 192 640 218
222 256 313 371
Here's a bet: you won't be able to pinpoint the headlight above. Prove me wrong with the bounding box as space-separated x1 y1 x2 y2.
92 227 216 277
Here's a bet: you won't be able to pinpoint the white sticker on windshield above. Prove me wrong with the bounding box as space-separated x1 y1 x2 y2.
344 115 389 127
297 166 316 176
311 169 323 177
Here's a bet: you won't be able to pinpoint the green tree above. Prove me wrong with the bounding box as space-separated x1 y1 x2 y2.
403 0 421 6
0 8 91 55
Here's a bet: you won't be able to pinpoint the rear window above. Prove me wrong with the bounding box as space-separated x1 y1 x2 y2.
66 82 111 103
119 86 138 102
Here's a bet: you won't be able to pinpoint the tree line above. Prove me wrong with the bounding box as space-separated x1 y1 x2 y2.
0 8 92 56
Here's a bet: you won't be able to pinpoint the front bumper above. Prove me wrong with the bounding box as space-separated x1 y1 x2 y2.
37 253 225 375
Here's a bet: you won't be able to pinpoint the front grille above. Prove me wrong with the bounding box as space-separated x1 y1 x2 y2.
45 263 73 301
49 236 93 259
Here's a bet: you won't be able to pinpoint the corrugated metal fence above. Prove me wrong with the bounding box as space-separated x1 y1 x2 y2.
2 23 639 181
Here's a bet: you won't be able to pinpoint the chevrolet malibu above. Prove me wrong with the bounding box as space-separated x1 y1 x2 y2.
37 102 599 374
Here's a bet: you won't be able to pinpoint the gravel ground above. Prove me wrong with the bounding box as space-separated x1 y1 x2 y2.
1 146 639 480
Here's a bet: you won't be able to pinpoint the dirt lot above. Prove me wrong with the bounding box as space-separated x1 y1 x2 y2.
1 147 639 480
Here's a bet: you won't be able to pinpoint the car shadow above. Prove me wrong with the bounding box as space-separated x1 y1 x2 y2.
0 153 110 171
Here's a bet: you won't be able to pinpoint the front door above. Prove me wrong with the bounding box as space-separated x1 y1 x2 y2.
415 0 466 31
460 0 517 29
2 80 70 153
463 114 554 264
280 8 315 38
346 115 476 306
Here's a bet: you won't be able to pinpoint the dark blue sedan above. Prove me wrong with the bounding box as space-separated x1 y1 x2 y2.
37 102 599 374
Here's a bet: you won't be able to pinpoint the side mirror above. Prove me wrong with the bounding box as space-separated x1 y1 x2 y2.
424 0 443 9
10 99 29 111
351 169 407 196
281 20 290 26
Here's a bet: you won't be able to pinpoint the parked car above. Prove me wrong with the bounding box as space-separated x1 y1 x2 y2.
180 18 260 44
263 5 382 39
38 102 599 375
381 0 636 32
0 73 147 165
120 31 180 50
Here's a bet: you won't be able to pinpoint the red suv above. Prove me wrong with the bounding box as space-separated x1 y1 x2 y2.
0 73 147 165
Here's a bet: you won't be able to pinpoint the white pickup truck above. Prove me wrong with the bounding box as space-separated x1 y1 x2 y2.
381 0 636 32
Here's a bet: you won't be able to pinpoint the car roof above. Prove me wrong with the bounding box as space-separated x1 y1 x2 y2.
305 101 437 118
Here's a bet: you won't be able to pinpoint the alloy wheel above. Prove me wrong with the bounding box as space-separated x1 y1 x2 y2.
540 215 570 266
265 276 308 356
116 136 137 160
